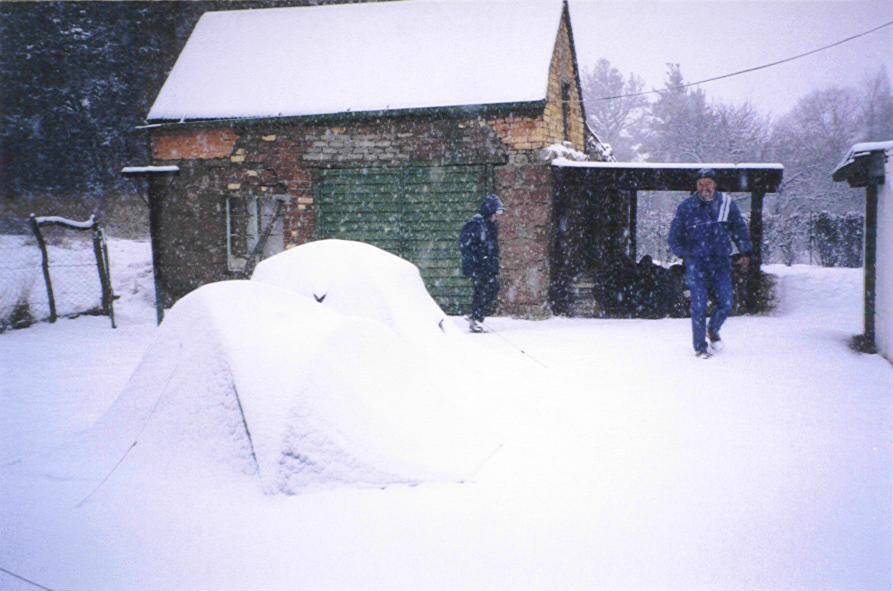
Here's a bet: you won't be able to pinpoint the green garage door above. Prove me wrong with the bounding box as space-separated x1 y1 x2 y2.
316 165 490 314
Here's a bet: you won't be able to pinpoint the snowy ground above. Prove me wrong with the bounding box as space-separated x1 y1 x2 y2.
1 239 890 591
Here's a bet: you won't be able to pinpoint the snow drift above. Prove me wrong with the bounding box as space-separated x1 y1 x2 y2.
252 239 459 346
56 241 496 496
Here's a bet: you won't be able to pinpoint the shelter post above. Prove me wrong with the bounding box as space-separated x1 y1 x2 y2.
121 164 179 325
148 183 165 326
747 190 765 312
628 189 637 260
863 182 878 348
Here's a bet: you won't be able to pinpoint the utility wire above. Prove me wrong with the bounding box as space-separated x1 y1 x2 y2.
597 20 893 101
0 566 55 591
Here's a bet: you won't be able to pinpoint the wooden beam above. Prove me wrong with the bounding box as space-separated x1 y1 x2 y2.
551 165 783 193
747 190 765 312
628 189 637 260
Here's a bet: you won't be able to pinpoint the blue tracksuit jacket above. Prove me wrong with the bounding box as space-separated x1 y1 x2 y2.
668 192 752 259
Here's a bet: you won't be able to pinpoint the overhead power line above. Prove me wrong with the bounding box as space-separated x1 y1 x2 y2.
597 20 893 101
0 567 55 591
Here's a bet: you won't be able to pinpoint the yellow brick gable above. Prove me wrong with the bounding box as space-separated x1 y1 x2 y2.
543 11 585 151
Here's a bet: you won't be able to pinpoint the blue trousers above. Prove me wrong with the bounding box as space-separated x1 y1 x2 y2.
471 274 500 322
686 256 734 352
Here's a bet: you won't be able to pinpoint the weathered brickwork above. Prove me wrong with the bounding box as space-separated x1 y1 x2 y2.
147 8 599 318
543 15 586 150
153 128 239 161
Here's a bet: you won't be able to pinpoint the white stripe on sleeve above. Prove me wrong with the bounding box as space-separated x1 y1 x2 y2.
718 193 731 222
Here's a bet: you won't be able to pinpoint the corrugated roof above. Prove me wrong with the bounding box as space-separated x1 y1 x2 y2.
147 0 565 122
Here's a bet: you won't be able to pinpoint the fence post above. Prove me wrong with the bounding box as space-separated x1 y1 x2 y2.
101 232 116 328
92 223 116 329
29 214 56 323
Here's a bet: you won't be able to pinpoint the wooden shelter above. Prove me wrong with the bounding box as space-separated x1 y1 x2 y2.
549 161 784 316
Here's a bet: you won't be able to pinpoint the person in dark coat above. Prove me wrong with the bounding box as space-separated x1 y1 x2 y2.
459 194 505 332
669 168 752 357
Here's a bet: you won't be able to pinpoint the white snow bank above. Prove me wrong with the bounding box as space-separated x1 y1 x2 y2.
59 278 495 496
252 239 458 347
2 260 891 590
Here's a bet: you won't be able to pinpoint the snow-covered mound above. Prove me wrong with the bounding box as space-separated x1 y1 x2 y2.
252 239 458 346
68 280 495 495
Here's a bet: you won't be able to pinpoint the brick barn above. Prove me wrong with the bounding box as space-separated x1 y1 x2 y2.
133 0 609 318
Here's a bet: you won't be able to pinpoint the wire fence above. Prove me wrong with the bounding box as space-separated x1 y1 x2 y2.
0 225 109 331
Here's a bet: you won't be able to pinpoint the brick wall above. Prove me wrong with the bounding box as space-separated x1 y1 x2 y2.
150 113 555 316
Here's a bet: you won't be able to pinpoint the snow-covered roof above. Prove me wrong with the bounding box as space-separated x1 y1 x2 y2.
551 159 785 192
551 159 784 170
147 0 565 122
832 140 893 179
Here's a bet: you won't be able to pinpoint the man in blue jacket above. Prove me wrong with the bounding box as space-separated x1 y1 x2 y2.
669 168 752 358
459 194 505 333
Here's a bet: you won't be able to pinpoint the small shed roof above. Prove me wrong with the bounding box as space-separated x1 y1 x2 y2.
832 141 893 187
147 0 565 122
552 159 784 193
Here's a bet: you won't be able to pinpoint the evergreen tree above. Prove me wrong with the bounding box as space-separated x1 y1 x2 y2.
644 64 718 162
581 58 648 161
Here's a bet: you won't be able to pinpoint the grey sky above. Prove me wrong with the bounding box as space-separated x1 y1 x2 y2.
568 0 893 117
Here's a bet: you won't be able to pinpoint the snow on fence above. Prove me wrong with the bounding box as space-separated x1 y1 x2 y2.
0 215 115 331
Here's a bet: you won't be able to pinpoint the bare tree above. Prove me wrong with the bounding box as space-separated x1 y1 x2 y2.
713 101 772 162
764 86 864 263
858 67 893 141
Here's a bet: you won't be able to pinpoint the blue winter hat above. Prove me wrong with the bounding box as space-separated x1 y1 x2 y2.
480 194 505 217
696 168 717 181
